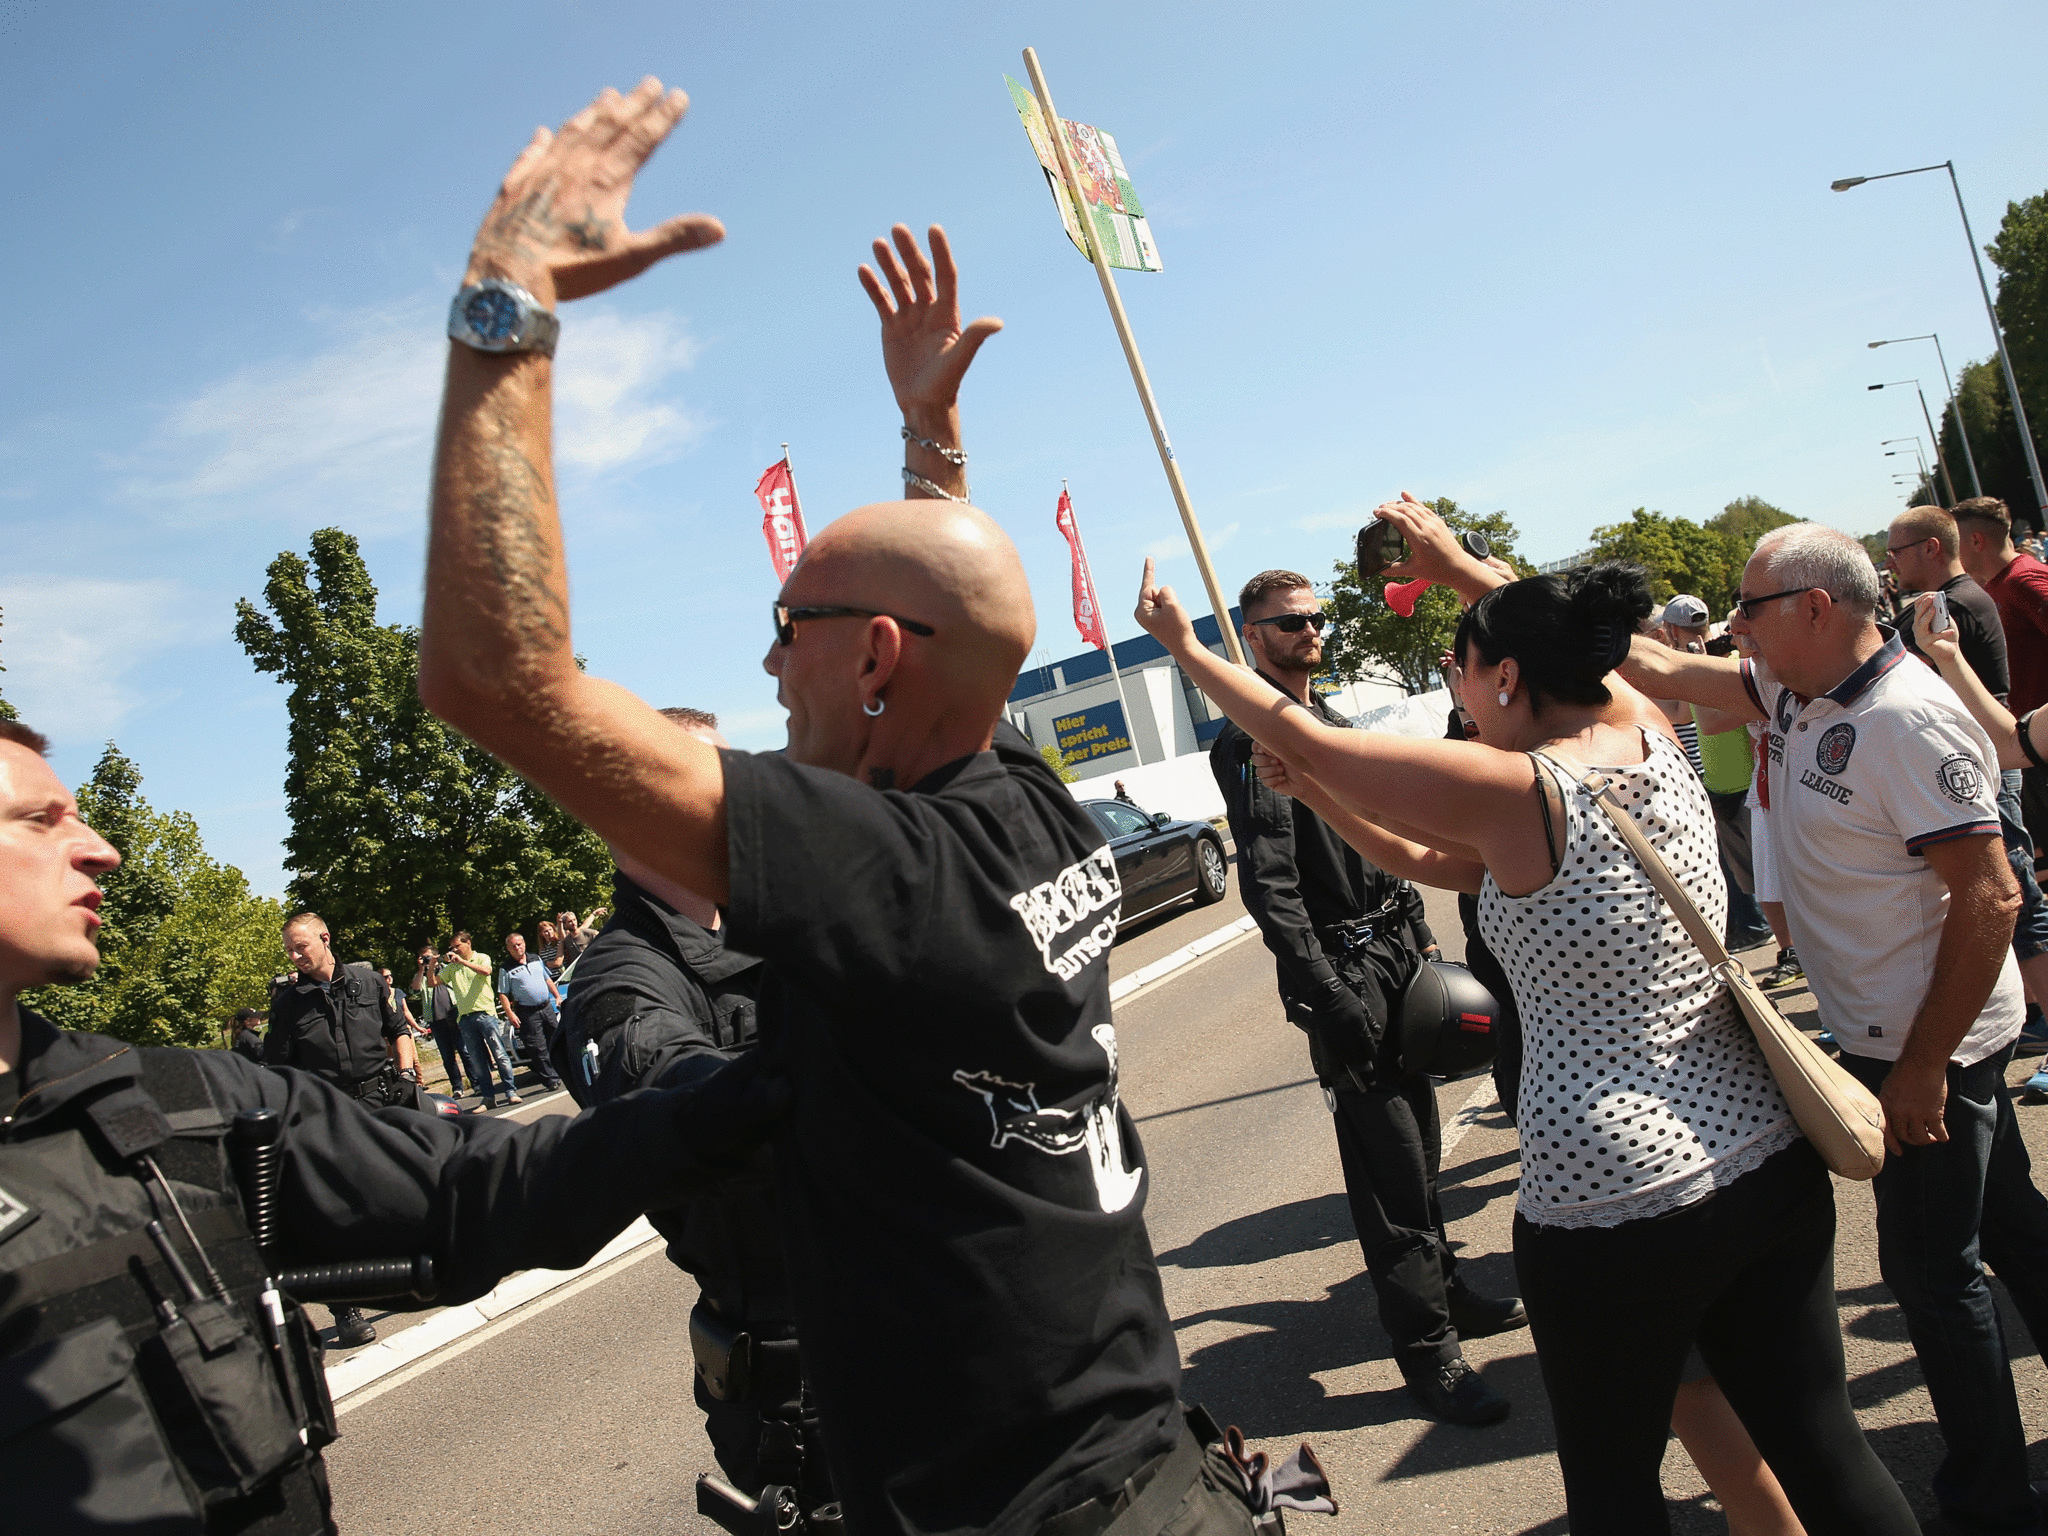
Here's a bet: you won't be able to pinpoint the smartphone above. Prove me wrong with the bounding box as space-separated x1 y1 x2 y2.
1926 590 1952 634
1356 519 1407 578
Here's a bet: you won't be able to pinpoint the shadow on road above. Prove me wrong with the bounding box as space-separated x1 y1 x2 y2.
1156 1192 1356 1270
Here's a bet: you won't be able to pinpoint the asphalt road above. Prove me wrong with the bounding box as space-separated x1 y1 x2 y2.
324 859 2048 1534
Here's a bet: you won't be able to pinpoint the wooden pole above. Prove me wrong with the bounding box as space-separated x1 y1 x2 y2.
1022 47 1247 667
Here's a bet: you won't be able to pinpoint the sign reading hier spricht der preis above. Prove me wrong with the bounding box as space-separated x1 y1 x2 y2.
1055 701 1134 763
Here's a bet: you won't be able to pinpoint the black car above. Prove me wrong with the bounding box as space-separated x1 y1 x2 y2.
1081 796 1230 924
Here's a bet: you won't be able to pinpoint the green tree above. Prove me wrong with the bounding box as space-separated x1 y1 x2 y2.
1039 741 1080 783
1939 356 2041 521
1322 500 1530 694
0 603 17 722
1708 496 1797 548
235 529 611 974
1989 192 2048 484
24 744 283 1046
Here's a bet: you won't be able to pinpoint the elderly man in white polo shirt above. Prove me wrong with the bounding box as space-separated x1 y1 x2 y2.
1625 522 2048 1536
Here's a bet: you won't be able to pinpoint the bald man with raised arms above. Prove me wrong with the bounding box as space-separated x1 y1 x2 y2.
421 80 1289 1536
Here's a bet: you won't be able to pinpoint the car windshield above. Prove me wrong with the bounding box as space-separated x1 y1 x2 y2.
1092 803 1153 839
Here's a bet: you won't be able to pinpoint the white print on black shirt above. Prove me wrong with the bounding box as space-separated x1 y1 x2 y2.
1009 847 1123 980
953 1023 1143 1213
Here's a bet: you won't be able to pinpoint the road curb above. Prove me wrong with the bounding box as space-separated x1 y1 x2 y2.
327 1216 663 1409
1110 915 1259 1007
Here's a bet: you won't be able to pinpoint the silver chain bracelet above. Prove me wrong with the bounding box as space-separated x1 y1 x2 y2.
900 426 968 467
902 466 971 502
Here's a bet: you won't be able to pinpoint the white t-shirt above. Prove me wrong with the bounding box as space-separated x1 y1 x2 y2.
1742 632 2022 1066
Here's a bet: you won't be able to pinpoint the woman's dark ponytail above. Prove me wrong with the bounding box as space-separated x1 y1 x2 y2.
1454 561 1654 709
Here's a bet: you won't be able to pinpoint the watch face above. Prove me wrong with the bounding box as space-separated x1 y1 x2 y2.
463 288 521 345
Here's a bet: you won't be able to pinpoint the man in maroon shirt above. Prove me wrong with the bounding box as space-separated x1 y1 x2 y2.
1959 498 2048 716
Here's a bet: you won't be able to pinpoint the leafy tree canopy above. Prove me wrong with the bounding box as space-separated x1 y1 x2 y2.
0 604 16 721
1940 356 2041 523
1039 741 1081 783
1322 500 1531 695
1588 498 1795 620
24 744 283 1047
235 529 611 976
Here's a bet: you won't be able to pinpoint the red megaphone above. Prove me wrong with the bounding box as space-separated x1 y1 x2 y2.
1384 577 1433 617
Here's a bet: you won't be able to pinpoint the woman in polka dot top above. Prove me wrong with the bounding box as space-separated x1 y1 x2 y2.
1136 539 1917 1536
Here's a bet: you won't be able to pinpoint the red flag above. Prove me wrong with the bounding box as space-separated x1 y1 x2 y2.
755 456 809 582
1055 487 1110 651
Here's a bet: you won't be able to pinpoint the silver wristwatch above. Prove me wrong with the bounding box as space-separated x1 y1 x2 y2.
447 279 560 358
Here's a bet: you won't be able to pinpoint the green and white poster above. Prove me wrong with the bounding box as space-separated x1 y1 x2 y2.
1005 75 1164 273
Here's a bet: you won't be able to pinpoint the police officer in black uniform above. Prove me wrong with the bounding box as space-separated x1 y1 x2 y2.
551 707 821 1507
0 717 788 1535
262 911 418 1347
1211 568 1526 1427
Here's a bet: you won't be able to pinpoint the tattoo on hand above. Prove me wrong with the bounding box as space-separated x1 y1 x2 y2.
562 209 612 251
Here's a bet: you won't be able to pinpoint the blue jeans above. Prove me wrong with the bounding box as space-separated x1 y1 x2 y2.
1997 770 2048 964
1839 1046 2043 1533
458 1010 519 1101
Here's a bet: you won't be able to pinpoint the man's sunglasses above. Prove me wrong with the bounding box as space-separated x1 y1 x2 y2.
772 604 937 647
1732 586 1814 619
1246 611 1329 635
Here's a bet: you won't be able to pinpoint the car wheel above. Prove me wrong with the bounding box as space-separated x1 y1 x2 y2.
1193 835 1228 905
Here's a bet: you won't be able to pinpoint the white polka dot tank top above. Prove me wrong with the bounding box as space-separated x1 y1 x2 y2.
1478 728 1798 1230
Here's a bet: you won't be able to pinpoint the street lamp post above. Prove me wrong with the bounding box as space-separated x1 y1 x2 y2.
1882 435 1934 501
1833 160 2047 518
1870 333 1982 498
1870 380 1957 505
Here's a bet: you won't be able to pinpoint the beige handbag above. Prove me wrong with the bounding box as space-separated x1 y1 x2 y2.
1534 753 1888 1181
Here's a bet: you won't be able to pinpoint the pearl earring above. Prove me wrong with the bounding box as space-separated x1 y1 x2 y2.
1497 691 1511 707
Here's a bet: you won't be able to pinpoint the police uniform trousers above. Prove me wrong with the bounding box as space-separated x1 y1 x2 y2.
1326 1062 1461 1381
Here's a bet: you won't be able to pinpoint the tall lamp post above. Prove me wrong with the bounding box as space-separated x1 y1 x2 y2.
1870 332 1981 498
1832 161 2048 518
1871 380 1957 505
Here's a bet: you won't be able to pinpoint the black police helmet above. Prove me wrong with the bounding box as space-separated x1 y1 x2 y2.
1392 959 1502 1077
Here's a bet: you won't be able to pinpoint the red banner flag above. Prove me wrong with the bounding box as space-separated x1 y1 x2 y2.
755 456 809 582
1055 486 1110 651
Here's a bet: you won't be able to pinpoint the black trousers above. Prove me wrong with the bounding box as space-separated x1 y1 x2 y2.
1328 1069 1461 1378
1513 1141 1916 1536
510 1002 563 1089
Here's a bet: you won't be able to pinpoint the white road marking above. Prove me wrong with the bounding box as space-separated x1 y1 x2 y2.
328 1217 665 1409
1109 915 1259 1008
1439 1074 1505 1161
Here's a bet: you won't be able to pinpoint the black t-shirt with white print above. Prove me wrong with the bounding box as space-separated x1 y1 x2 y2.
721 731 1180 1536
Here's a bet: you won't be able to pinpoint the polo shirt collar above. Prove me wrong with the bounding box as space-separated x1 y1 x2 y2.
1820 626 1908 708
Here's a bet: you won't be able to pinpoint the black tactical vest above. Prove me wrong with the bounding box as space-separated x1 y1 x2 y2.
0 1045 336 1534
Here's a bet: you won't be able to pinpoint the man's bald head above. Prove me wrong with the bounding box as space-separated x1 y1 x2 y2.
767 501 1036 781
797 500 1035 670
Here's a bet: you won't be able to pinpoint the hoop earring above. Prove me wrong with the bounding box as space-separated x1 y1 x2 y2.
1497 691 1511 707
862 697 886 718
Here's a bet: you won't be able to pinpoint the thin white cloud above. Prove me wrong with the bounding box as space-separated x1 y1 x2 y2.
114 298 705 532
0 577 204 738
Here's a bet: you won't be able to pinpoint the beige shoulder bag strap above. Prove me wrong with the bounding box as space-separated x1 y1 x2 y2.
1531 749 1886 1181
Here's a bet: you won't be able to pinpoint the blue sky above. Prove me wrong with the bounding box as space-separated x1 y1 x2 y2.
3 0 2044 898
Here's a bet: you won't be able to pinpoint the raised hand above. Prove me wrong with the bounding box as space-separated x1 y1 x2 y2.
858 224 1003 423
1135 557 1198 652
1910 591 1962 666
466 78 726 306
